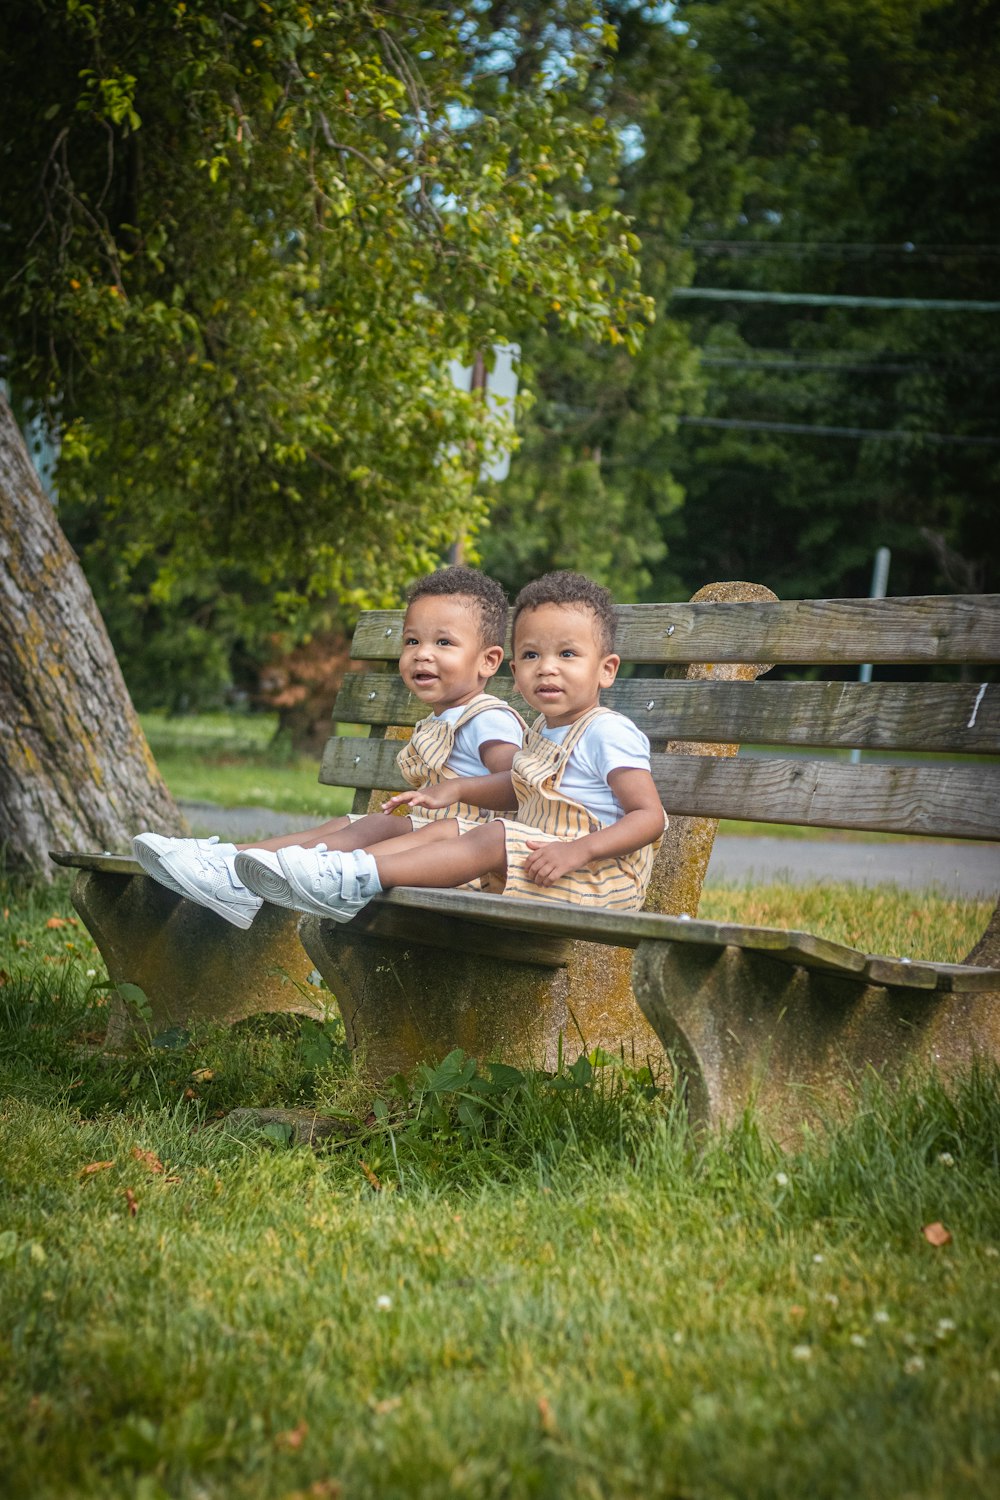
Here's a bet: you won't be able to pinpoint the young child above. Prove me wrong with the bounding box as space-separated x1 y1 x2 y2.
272 571 667 920
132 566 526 926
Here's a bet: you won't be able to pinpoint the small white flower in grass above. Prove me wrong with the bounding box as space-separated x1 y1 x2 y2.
672 1331 684 1345
375 1295 393 1312
775 1172 789 1187
903 1356 925 1375
985 1246 999 1259
936 1318 956 1337
86 969 97 977
850 1334 867 1348
937 1152 955 1167
812 1254 824 1264
791 1344 813 1362
874 1310 890 1324
824 1293 839 1307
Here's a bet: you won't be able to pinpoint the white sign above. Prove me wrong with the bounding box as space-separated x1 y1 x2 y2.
447 343 519 482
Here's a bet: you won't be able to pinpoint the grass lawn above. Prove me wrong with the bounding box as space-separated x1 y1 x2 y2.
1 865 998 1499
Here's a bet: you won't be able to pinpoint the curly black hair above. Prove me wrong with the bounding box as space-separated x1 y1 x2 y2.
511 571 617 655
406 566 509 649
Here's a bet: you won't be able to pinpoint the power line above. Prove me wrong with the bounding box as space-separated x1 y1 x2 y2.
681 239 1000 261
701 346 1000 364
673 287 1000 312
677 415 1000 446
700 356 962 375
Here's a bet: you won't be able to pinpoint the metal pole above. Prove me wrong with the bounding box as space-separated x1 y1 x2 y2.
850 546 891 764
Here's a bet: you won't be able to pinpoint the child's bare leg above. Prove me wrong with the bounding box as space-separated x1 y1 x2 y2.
373 821 507 890
365 819 463 855
236 812 414 855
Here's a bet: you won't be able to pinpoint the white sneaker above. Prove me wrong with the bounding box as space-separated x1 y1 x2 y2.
234 845 327 909
276 847 380 922
132 833 236 895
159 845 262 929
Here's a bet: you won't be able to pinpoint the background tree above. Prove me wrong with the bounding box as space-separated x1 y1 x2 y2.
0 0 649 868
660 0 1000 600
0 390 178 874
475 1 751 600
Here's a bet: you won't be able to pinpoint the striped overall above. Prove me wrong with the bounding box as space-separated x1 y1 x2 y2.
395 692 525 832
485 706 665 910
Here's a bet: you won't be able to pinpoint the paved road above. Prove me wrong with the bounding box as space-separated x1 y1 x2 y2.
705 835 999 898
180 799 999 899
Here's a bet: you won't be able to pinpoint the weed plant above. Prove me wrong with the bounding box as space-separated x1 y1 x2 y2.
1 869 998 1499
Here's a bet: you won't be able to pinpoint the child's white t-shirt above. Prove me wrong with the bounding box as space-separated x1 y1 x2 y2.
436 703 524 778
538 712 652 827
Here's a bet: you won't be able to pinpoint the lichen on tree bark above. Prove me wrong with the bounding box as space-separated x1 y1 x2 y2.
0 392 183 877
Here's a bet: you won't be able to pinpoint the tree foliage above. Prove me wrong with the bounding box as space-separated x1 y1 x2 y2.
477 1 751 600
661 0 1000 599
0 0 650 657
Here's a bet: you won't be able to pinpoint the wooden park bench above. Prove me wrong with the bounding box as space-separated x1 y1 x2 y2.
53 586 1000 1134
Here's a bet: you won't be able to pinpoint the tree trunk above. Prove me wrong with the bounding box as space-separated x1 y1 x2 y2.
0 391 184 877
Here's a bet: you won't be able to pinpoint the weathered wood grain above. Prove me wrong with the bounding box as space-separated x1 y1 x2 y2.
334 674 1000 754
319 737 1000 839
369 889 1000 992
351 596 1000 665
655 755 1000 840
367 886 868 973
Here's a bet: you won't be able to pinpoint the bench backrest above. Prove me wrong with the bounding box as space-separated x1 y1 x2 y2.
326 594 1000 843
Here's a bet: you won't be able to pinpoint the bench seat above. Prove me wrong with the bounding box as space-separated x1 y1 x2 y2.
53 584 1000 1132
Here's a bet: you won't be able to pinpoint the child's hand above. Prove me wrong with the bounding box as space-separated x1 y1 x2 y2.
382 785 455 813
523 838 584 887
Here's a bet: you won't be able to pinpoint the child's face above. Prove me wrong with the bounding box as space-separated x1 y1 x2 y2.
510 603 619 726
399 594 503 711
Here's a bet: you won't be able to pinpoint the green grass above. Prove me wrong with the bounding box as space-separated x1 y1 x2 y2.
141 711 355 820
2 868 998 1498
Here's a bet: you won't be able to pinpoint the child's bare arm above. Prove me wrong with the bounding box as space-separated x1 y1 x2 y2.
382 767 516 814
523 767 664 886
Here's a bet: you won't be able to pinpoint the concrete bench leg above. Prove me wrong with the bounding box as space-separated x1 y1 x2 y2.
298 912 665 1079
71 870 320 1045
631 940 1000 1139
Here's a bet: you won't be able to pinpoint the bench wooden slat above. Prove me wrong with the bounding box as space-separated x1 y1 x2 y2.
360 890 1000 991
656 756 1000 841
371 887 869 974
50 851 142 875
334 675 1000 754
351 595 1000 666
319 738 1000 840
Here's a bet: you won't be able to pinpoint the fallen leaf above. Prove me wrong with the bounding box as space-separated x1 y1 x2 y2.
46 917 69 929
538 1396 557 1436
124 1188 138 1217
371 1396 402 1415
789 1305 806 1319
191 1068 215 1083
131 1147 165 1174
360 1159 382 1191
274 1420 309 1452
183 1088 198 1101
0 970 9 986
80 1160 115 1177
922 1221 952 1247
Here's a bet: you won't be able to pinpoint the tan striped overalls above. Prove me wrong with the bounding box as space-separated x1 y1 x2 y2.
394 692 526 832
484 706 664 910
